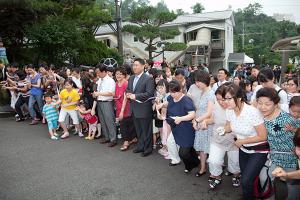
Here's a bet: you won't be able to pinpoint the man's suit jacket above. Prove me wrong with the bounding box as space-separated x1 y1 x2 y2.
127 73 155 118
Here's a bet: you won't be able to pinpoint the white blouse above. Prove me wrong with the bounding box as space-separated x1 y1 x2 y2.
226 103 264 147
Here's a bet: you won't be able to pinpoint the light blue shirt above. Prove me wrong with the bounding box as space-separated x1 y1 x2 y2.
133 72 143 91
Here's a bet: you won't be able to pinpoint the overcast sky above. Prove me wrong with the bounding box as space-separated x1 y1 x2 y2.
149 0 300 24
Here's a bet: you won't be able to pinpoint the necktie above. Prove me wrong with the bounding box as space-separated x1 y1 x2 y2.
133 76 138 91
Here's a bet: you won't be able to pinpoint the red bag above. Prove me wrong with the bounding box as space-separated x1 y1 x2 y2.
253 165 274 199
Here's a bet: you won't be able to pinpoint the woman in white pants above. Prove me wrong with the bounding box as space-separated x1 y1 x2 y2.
201 84 240 189
166 130 181 165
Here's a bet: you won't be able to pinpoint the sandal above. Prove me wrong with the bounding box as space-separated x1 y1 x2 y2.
209 178 222 189
120 143 130 151
195 171 207 177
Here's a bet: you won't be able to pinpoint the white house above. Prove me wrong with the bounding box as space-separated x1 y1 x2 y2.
95 9 235 73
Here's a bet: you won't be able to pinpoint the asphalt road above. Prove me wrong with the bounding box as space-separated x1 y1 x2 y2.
0 117 242 200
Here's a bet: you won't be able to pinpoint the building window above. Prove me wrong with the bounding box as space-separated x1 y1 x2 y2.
106 39 111 47
211 30 221 40
186 30 197 42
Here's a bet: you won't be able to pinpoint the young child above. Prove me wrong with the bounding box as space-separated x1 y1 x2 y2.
56 79 82 139
239 79 253 103
285 96 300 132
42 93 59 140
76 102 98 140
152 72 166 149
289 96 300 119
154 79 170 158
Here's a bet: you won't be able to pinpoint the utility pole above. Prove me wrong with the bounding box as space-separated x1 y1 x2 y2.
115 0 123 55
238 21 264 50
242 21 245 50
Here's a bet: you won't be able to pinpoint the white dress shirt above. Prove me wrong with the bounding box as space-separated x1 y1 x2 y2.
96 75 116 101
212 80 227 93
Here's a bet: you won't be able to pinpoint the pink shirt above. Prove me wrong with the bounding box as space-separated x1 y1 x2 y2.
115 81 130 118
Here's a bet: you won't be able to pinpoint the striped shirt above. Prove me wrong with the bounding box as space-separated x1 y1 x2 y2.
42 103 59 121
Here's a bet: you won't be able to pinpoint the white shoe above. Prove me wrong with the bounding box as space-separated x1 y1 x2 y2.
60 132 70 139
51 136 59 140
78 132 84 137
54 133 59 137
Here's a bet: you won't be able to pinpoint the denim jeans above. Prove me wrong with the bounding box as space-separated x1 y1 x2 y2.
28 94 44 119
239 149 268 200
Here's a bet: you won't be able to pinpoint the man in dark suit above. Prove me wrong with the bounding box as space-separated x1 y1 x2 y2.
126 58 155 157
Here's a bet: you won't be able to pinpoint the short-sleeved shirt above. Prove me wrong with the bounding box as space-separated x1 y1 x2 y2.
264 111 297 169
212 80 227 93
115 81 130 118
17 81 29 97
226 104 265 149
188 84 215 118
166 95 195 148
29 73 43 96
42 103 59 121
212 102 237 151
59 89 80 110
96 75 115 101
82 113 98 124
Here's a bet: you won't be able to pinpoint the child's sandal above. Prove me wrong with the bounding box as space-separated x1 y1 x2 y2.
120 144 130 151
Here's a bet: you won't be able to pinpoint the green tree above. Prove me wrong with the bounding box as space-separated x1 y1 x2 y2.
191 3 205 14
175 9 186 16
0 0 62 62
233 3 299 65
0 0 121 66
121 0 138 21
25 16 82 65
155 0 169 14
122 5 186 60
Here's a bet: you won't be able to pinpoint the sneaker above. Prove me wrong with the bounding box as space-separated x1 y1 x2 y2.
60 132 70 139
78 132 84 137
51 136 59 140
209 178 222 189
85 136 90 140
153 144 157 149
184 169 190 173
16 118 25 122
54 133 59 137
117 134 122 139
232 176 241 187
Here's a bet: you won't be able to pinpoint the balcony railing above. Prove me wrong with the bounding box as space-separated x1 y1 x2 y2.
211 39 224 49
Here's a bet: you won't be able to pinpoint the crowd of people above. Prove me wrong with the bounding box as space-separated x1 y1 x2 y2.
1 57 300 200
